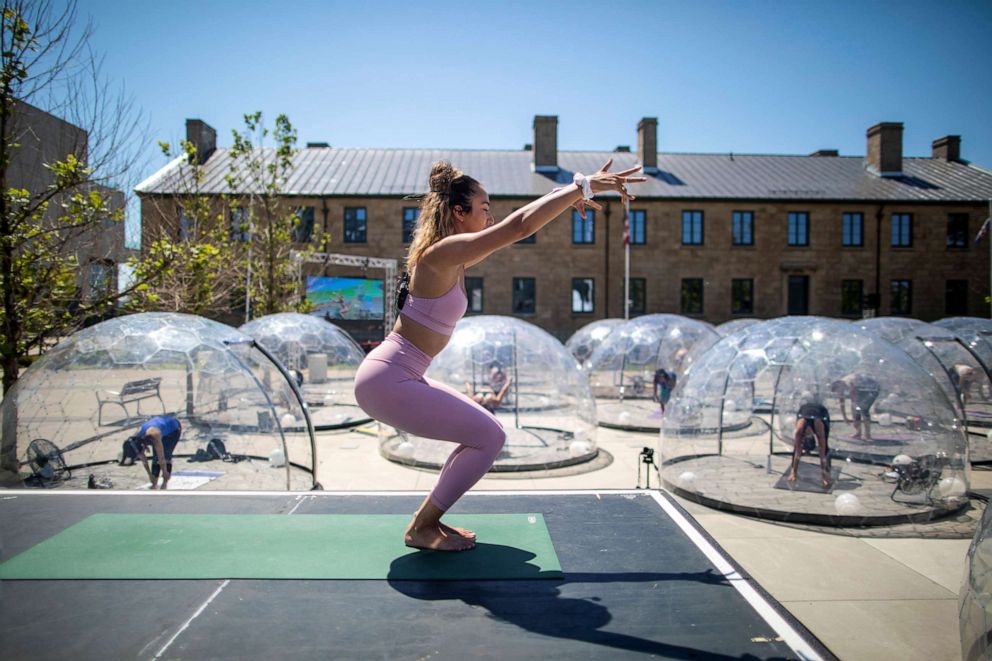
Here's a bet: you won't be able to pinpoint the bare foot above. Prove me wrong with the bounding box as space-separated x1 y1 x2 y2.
822 476 832 488
851 433 862 440
404 523 475 552
439 521 475 540
786 470 797 482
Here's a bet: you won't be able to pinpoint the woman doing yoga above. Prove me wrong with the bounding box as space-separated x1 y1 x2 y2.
354 159 643 551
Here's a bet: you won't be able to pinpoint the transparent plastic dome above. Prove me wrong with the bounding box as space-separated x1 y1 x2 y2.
660 317 968 525
379 315 598 470
240 313 370 430
934 317 992 374
858 317 992 461
716 318 760 336
565 318 624 369
587 314 721 431
0 312 317 490
960 502 992 661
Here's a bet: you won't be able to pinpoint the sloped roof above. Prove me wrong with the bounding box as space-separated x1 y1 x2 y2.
135 147 992 203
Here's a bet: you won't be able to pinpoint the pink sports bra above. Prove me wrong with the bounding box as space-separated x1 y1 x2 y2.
400 276 468 336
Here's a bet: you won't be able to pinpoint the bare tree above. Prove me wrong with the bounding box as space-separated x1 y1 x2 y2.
0 0 148 394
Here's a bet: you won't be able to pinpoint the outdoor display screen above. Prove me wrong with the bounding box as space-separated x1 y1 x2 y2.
306 276 384 320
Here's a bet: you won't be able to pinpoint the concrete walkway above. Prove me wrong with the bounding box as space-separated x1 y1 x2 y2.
318 423 979 661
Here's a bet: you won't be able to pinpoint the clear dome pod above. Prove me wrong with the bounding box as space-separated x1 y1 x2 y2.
716 318 760 337
586 314 721 431
239 313 370 430
858 317 992 461
659 317 969 525
565 318 625 370
0 312 317 491
379 315 598 471
934 317 992 377
959 503 992 661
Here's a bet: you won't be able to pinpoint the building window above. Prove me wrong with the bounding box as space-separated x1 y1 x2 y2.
628 209 646 245
947 214 968 249
731 278 753 315
87 260 113 301
571 278 594 313
628 278 646 315
572 209 595 244
681 278 704 315
946 280 968 316
682 210 703 245
293 206 315 243
787 212 809 246
513 277 535 315
891 279 912 315
732 211 753 246
230 207 250 241
465 276 483 313
344 207 367 243
842 212 863 247
178 208 193 240
841 279 863 315
402 207 420 244
891 213 912 247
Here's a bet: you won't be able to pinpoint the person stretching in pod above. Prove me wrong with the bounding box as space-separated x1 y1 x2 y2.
830 372 881 441
787 394 831 488
354 159 642 551
126 415 182 490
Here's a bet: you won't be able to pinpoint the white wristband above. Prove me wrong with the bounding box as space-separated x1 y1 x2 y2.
573 172 593 200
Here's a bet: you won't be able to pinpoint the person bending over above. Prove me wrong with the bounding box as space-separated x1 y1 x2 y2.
831 373 880 440
788 400 831 488
354 159 642 551
127 415 182 490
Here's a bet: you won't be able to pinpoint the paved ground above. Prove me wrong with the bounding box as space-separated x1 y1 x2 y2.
317 422 979 660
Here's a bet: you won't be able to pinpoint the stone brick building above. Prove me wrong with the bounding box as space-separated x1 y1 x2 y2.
136 116 992 341
9 100 129 305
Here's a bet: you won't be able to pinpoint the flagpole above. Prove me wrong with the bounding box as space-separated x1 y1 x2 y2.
624 198 631 320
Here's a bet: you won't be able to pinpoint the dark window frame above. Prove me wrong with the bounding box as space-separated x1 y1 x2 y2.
628 209 647 245
682 210 704 245
841 279 864 316
344 206 367 244
891 213 913 248
464 276 484 314
731 278 754 315
230 206 250 242
731 211 754 246
571 277 595 314
571 209 595 245
293 206 315 244
627 277 646 315
402 207 420 244
947 214 969 250
787 211 809 246
945 279 968 316
891 279 913 315
681 277 704 315
842 212 864 247
512 276 536 315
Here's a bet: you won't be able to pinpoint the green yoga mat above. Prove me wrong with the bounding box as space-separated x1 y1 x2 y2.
0 513 562 581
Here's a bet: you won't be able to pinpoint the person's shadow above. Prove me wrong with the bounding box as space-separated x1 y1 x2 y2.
387 544 783 660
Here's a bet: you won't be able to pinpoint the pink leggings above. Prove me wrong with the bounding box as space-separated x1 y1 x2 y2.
354 332 506 512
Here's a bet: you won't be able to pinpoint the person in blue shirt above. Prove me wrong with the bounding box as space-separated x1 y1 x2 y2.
127 415 182 490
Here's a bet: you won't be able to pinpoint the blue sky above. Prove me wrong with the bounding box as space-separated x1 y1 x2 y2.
80 0 992 187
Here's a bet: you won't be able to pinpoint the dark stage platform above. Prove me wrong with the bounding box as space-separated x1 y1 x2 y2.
0 490 831 660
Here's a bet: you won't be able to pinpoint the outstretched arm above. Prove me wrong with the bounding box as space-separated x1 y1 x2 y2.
426 159 644 270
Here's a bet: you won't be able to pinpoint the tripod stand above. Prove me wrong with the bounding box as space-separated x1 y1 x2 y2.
636 446 660 489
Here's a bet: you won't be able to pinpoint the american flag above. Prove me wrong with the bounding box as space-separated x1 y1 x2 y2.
976 216 992 245
623 203 630 247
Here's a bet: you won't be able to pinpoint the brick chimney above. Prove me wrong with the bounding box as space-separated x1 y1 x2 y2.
866 122 903 176
637 117 658 174
185 119 217 165
932 135 961 162
532 115 558 173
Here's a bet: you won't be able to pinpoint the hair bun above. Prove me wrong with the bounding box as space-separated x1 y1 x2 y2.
429 161 460 194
